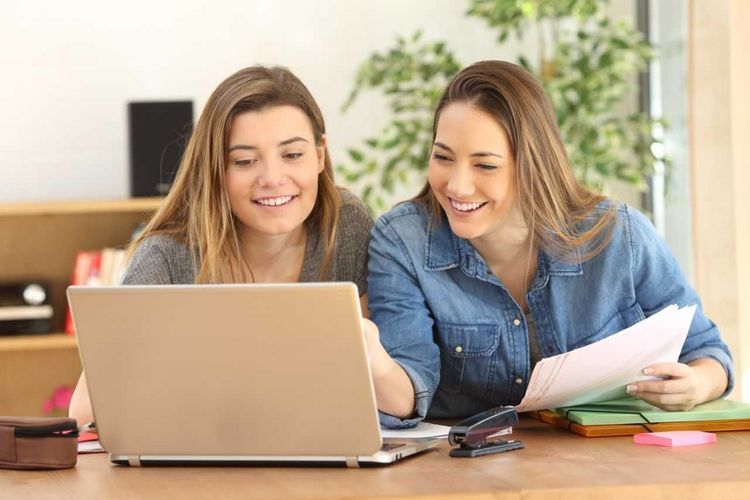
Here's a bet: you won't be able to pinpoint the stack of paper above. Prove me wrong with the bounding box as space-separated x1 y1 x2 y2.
381 422 451 439
516 305 696 412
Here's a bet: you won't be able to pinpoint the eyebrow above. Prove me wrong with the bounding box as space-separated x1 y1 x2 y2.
433 141 503 159
227 136 309 153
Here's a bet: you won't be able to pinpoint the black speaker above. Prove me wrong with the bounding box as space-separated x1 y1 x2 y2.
128 101 193 197
0 282 52 335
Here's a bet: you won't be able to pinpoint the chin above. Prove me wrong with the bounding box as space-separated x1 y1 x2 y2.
445 219 486 241
240 213 306 236
256 221 305 236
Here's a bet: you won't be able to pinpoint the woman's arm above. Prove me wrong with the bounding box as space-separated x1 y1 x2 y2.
360 294 416 416
359 294 416 418
366 215 441 427
68 372 94 427
625 206 733 410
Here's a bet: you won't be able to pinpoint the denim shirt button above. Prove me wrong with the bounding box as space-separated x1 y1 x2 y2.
512 318 521 326
455 345 463 353
515 377 524 385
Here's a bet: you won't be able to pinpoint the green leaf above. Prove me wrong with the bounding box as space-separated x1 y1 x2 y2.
343 0 668 204
348 148 364 162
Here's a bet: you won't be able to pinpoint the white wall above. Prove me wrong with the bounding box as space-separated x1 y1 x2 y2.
0 0 530 202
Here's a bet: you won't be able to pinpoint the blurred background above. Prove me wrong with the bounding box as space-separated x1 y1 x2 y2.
0 0 747 414
0 0 692 267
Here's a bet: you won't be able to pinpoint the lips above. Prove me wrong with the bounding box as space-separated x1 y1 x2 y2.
449 198 487 212
253 195 298 207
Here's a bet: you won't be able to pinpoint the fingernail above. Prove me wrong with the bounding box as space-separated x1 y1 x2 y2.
643 368 653 375
626 384 637 393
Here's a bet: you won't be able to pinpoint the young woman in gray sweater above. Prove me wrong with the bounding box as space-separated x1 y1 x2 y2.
68 66 406 426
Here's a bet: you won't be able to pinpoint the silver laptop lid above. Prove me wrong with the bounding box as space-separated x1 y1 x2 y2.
68 283 382 458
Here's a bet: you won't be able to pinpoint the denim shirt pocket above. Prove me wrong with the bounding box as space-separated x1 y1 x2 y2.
435 322 499 399
570 302 646 349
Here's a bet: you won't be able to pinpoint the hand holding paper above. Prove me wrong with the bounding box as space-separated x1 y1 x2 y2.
515 305 696 412
626 361 700 411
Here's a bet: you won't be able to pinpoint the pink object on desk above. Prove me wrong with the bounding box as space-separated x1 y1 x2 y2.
78 432 98 443
634 431 717 447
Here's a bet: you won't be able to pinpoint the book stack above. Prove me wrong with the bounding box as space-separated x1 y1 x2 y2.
533 397 750 437
63 248 129 334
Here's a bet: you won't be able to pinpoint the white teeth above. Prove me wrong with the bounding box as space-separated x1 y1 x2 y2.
256 195 294 207
450 199 485 212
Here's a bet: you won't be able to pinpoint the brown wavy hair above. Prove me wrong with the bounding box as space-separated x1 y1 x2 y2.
131 66 340 282
416 60 615 262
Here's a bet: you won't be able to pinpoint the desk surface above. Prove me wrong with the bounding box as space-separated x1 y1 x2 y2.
3 418 750 500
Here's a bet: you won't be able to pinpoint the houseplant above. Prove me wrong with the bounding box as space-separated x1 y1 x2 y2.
339 0 666 211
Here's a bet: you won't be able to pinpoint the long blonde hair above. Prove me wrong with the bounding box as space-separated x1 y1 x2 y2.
416 60 615 262
131 66 340 282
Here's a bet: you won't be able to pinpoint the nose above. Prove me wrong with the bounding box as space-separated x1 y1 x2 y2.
256 159 287 188
445 164 475 199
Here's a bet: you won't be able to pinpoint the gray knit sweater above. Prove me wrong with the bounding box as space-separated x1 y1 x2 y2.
121 190 373 294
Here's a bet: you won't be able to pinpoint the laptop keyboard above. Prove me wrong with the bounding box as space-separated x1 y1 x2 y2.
380 442 405 452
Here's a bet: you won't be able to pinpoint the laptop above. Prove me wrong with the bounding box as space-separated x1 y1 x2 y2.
67 283 440 467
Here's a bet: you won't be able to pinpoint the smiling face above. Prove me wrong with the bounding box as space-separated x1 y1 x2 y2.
427 102 517 243
225 105 325 240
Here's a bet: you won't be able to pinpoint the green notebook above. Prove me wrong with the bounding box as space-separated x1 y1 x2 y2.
555 398 750 425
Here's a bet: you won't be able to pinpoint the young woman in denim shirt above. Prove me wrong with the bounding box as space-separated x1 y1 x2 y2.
365 61 733 427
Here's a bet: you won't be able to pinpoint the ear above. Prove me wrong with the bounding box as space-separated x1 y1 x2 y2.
316 134 327 174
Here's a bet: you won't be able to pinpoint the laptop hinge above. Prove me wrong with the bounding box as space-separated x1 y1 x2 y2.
127 456 141 467
345 457 359 468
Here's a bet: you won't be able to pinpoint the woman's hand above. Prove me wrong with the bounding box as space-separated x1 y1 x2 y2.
360 317 417 418
626 358 728 411
626 362 700 411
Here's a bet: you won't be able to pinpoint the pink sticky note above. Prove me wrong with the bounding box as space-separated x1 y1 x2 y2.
633 431 717 447
78 432 98 443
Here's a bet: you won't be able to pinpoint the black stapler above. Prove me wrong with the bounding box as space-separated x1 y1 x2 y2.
448 406 524 457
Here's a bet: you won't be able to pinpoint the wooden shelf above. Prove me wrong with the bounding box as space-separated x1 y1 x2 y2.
0 197 163 216
0 334 78 353
0 197 160 415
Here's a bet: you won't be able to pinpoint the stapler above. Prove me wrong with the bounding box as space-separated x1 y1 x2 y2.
448 406 524 457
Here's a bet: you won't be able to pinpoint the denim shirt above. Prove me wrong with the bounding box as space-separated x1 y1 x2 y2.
368 201 734 428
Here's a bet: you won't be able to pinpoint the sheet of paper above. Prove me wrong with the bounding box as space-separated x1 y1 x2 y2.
516 304 696 412
78 440 105 454
381 422 451 439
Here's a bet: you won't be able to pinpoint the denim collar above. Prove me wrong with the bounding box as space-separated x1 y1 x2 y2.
424 215 583 278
